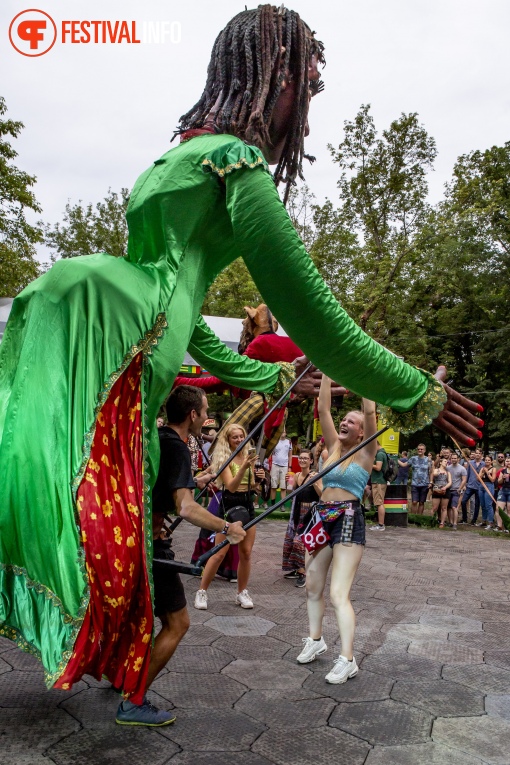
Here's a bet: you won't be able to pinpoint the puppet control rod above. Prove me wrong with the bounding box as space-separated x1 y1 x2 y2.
157 424 389 576
167 361 313 534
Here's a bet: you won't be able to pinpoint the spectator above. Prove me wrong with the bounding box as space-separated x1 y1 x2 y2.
447 452 467 530
116 385 245 726
270 430 293 505
495 456 510 532
479 455 496 529
202 428 217 460
396 451 410 486
409 444 433 515
433 458 452 527
282 450 321 587
370 441 388 531
194 423 265 610
460 448 485 525
495 452 506 475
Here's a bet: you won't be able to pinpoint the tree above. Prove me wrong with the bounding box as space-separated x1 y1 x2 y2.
44 188 129 260
0 96 42 296
202 259 262 317
328 104 437 337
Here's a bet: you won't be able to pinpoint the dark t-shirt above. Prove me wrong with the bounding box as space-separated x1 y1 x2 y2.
152 427 196 518
371 449 388 484
397 457 409 481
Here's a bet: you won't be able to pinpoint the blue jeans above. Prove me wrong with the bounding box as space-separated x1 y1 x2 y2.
395 477 408 485
479 485 494 523
461 486 480 523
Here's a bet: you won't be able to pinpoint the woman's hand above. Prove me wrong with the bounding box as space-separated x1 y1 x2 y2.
255 467 265 481
432 366 484 446
241 453 259 470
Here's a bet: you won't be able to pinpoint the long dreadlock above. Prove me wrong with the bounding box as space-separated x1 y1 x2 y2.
175 5 325 204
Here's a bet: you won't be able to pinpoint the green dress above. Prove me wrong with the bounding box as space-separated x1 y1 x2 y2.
0 133 445 696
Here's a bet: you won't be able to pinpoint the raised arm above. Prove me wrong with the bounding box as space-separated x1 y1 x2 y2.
318 375 338 455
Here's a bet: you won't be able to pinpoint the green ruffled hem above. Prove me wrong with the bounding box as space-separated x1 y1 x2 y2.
268 362 296 404
377 370 447 435
201 140 269 178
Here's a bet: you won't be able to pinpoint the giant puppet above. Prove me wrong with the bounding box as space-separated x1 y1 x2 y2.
174 304 304 457
0 6 483 705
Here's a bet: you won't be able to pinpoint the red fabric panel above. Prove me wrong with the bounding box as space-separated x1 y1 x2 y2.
55 353 152 703
244 334 302 364
173 374 228 393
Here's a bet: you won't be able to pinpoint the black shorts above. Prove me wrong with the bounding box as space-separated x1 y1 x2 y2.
411 485 429 504
152 539 187 616
221 490 256 523
322 504 366 547
432 489 451 500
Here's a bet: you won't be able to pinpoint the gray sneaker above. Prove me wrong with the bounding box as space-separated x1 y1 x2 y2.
116 697 176 726
325 655 358 684
370 524 385 531
296 636 327 664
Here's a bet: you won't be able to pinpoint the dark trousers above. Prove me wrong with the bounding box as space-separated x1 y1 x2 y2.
461 487 480 523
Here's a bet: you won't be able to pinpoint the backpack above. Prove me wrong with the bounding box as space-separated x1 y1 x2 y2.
383 453 398 483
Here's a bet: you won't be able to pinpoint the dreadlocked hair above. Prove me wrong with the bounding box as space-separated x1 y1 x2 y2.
176 5 325 204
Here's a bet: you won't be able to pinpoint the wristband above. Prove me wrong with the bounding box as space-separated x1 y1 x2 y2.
221 522 230 536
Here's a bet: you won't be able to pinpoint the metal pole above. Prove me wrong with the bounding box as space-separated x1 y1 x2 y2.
167 362 312 534
195 425 388 567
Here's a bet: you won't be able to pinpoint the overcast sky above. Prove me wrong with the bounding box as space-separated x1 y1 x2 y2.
2 0 509 262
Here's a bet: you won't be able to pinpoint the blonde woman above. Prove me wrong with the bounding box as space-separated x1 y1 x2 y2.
296 375 376 684
194 423 264 610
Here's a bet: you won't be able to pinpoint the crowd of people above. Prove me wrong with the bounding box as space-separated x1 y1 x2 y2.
148 378 508 725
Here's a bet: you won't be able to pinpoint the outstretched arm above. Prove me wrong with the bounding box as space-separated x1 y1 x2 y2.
225 168 483 444
188 316 347 399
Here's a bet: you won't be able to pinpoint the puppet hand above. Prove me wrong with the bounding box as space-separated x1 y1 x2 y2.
431 365 484 447
293 356 348 399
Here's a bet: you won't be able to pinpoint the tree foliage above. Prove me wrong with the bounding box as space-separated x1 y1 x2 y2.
44 188 129 260
0 96 42 296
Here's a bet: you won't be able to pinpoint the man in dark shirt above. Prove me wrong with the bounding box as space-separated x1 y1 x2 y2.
116 385 245 727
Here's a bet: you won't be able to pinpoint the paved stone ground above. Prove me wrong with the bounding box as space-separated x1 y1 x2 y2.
1 522 510 765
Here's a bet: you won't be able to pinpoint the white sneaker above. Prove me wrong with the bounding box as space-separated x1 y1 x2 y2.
194 589 208 610
370 524 385 531
325 655 358 684
236 589 254 609
296 636 327 664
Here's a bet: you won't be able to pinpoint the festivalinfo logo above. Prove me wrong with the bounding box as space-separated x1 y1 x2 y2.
9 9 181 57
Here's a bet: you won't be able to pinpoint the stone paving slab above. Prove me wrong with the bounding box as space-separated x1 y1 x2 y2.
391 678 485 717
252 725 370 765
47 728 179 765
442 663 510 693
485 693 510 721
160 708 266 750
365 742 485 764
330 698 433 745
433 716 510 764
2 520 510 764
222 658 311 689
407 640 484 664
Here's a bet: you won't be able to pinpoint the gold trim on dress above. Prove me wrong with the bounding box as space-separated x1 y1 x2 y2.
377 370 447 435
202 156 268 177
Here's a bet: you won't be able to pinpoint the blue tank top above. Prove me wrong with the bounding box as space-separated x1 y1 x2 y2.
322 461 370 502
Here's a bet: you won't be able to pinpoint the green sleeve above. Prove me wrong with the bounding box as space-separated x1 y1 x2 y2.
188 315 291 395
224 167 446 432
